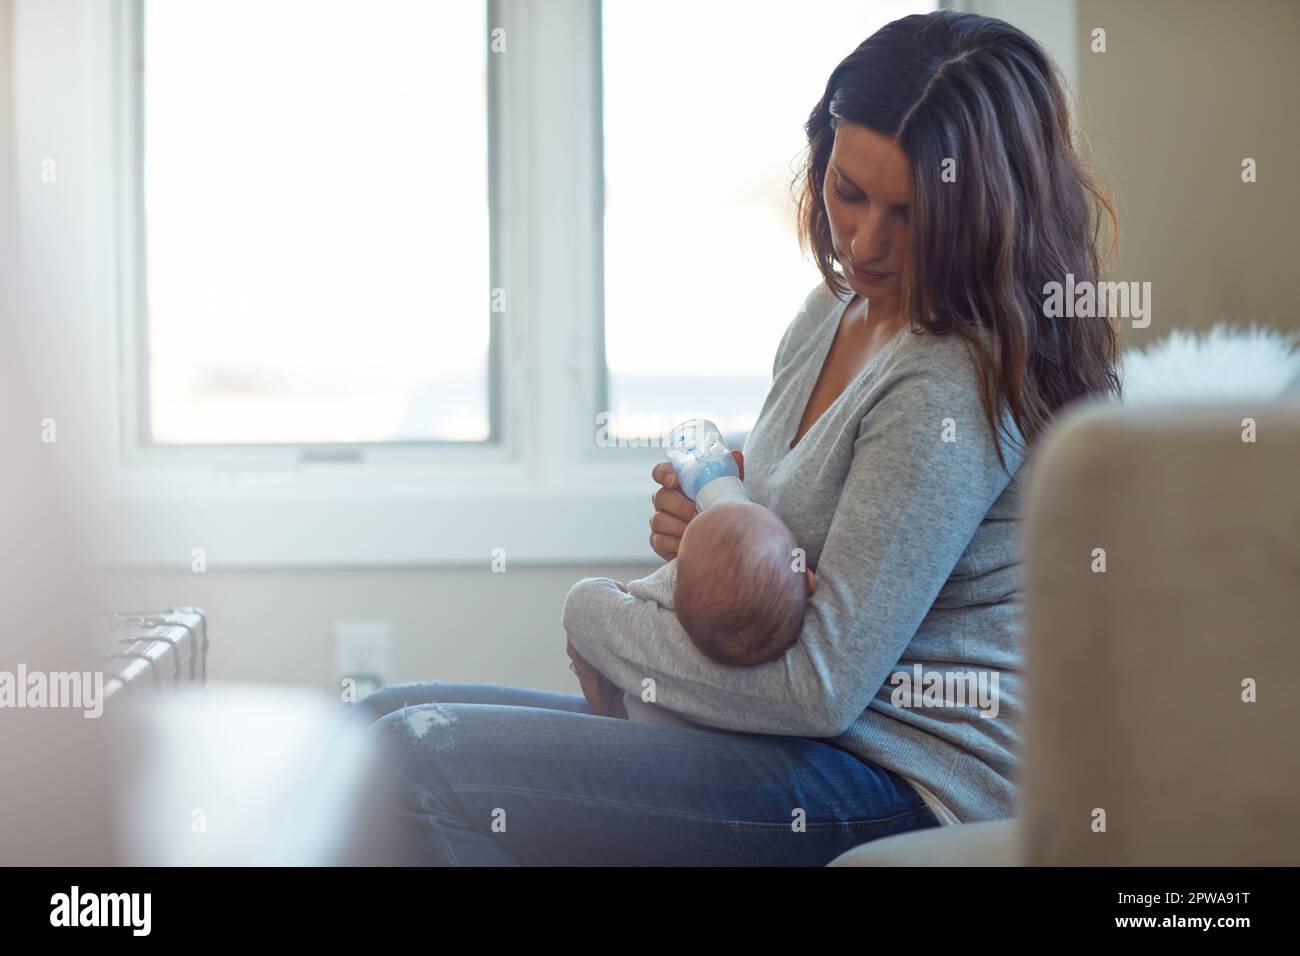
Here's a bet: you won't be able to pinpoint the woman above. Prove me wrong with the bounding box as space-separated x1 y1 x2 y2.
360 10 1119 866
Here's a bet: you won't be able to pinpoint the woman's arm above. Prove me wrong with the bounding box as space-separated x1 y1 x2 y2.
563 352 1023 738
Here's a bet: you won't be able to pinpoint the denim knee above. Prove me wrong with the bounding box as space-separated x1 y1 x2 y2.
368 701 461 755
357 683 428 723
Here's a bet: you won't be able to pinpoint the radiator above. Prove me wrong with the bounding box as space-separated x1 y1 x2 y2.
98 608 208 700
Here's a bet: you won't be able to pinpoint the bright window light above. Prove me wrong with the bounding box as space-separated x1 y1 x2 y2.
142 0 491 445
601 0 933 440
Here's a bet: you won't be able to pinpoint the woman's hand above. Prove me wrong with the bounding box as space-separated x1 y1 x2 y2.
649 450 743 560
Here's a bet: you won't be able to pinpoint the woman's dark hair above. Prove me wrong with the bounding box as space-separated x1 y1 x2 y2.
795 11 1120 462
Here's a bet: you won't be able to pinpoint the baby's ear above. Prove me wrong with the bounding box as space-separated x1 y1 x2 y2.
805 569 817 596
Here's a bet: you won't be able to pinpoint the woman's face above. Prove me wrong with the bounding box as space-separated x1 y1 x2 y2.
823 121 912 305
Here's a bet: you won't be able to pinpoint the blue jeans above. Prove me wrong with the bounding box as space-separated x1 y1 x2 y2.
358 682 941 866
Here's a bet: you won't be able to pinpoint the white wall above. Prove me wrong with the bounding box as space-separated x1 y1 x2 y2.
1 0 117 865
100 562 657 694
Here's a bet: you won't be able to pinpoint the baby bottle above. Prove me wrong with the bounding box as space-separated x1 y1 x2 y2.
665 418 750 511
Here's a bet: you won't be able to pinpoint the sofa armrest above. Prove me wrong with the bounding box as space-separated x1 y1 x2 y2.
827 819 1022 867
1021 400 1300 865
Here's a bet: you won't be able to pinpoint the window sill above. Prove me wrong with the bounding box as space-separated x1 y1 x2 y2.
91 455 662 569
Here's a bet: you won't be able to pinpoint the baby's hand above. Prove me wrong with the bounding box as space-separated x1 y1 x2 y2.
602 679 628 719
566 639 628 719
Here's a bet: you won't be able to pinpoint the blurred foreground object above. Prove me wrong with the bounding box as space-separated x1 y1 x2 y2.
114 684 399 866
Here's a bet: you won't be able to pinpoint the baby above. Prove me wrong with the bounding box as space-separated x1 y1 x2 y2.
564 498 815 726
668 500 813 666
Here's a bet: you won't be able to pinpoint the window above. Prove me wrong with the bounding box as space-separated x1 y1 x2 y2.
140 0 492 446
600 0 934 441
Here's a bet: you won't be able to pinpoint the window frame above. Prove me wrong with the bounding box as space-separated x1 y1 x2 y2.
119 0 509 466
10 0 666 568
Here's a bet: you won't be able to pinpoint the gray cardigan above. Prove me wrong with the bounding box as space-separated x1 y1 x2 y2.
563 282 1027 822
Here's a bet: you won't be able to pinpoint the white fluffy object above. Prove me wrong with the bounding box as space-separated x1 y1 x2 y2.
1119 324 1300 404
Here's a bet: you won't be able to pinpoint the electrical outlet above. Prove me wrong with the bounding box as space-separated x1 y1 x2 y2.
334 620 393 698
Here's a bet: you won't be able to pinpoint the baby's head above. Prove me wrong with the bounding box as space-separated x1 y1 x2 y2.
674 501 812 667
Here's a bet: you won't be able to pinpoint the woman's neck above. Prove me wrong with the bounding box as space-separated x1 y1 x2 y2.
850 292 906 339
